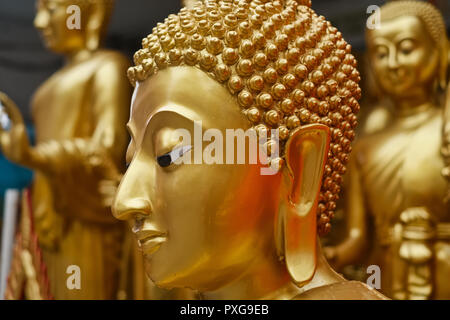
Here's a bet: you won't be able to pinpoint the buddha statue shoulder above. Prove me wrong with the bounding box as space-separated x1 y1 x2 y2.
0 0 132 299
325 1 450 300
112 0 387 300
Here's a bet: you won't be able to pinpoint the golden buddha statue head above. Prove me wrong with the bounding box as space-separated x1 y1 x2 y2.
114 0 361 296
34 0 115 53
366 1 448 101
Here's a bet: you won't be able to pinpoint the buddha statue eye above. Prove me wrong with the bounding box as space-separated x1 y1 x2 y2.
374 45 388 60
157 154 172 168
399 39 415 55
157 145 192 168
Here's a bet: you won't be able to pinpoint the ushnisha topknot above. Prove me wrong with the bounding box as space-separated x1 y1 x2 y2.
128 0 361 236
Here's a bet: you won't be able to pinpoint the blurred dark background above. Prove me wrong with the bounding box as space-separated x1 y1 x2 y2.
0 0 449 196
1 0 449 124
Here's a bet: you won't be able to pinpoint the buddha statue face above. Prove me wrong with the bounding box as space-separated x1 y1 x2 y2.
367 2 448 100
34 0 113 53
113 0 360 293
115 66 283 290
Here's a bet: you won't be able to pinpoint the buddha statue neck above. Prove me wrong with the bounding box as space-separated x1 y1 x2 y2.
200 242 344 300
392 102 436 131
393 96 435 117
65 48 95 65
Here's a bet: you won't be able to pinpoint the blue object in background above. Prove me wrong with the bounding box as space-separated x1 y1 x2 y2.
0 127 35 217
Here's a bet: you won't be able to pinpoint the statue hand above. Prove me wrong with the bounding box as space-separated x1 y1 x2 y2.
399 207 432 225
0 92 32 165
84 146 124 207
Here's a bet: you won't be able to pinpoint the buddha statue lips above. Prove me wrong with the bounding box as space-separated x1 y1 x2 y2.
113 0 383 299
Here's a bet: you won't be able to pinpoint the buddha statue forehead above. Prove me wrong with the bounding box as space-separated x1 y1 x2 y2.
376 0 447 48
129 0 361 236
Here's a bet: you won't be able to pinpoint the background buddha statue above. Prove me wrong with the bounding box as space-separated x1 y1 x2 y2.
112 0 386 300
0 0 132 299
324 1 450 300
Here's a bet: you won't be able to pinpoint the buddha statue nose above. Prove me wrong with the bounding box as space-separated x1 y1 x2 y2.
113 197 153 221
34 8 49 30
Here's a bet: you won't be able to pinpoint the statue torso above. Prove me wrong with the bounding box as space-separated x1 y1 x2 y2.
30 50 128 225
356 107 449 231
32 50 120 141
27 50 129 299
354 107 450 299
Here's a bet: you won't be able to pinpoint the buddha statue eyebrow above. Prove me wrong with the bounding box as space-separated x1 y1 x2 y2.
131 108 201 157
143 106 203 137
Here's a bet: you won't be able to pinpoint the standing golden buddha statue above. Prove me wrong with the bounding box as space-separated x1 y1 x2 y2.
0 0 131 299
112 0 386 300
325 1 450 300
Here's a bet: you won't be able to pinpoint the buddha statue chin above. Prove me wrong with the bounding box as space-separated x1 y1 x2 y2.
325 1 450 300
0 0 131 299
112 0 386 300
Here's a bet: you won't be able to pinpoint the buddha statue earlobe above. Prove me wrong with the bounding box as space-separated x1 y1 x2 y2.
438 41 449 91
85 4 106 52
275 124 330 287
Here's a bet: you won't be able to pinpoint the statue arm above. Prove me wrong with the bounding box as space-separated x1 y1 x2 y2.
326 152 369 270
87 55 131 170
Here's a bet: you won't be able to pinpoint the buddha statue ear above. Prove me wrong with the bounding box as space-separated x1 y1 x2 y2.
275 124 330 287
438 41 449 91
85 3 106 51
